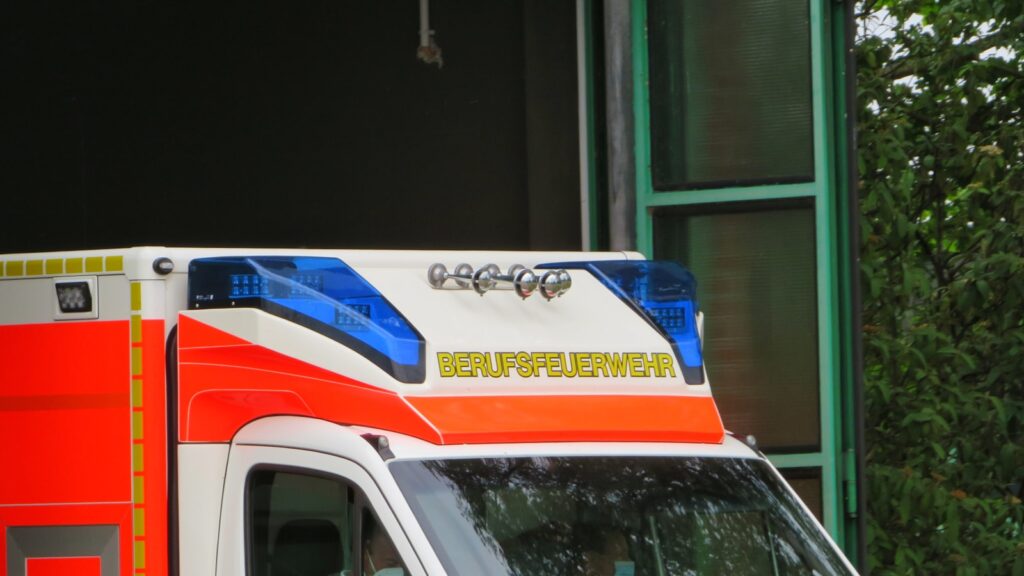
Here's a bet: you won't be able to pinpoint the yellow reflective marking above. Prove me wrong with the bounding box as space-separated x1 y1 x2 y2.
131 315 143 343
133 412 144 440
134 540 146 569
0 262 4 277
130 283 142 311
131 348 143 376
133 508 146 536
85 256 103 273
133 444 144 472
128 272 147 574
66 257 84 274
45 259 63 275
134 476 145 503
26 260 43 276
5 261 22 276
106 255 124 272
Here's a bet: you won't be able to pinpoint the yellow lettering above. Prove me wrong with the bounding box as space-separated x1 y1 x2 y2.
628 353 644 377
532 352 547 376
561 352 578 377
455 353 472 377
469 352 487 377
656 353 676 378
577 354 593 377
606 353 628 377
516 351 534 377
498 352 515 377
437 352 456 377
642 353 656 376
481 353 502 377
545 353 561 377
439 351 677 379
591 353 607 377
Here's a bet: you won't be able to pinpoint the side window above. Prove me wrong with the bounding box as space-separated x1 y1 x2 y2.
248 468 411 576
249 469 353 576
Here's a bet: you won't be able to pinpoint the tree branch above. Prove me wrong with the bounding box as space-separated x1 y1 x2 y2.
856 0 883 20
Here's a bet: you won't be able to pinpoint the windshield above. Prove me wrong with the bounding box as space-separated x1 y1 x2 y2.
390 456 853 576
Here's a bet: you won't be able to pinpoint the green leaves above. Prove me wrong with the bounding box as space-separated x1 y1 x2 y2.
860 0 1024 572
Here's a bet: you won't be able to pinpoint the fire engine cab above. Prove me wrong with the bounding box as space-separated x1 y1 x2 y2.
0 247 856 576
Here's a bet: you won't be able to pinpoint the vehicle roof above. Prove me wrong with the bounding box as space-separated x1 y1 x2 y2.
0 246 645 281
234 416 757 461
370 426 758 461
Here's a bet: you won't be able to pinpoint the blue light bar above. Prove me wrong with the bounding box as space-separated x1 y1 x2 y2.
537 260 705 384
188 256 425 383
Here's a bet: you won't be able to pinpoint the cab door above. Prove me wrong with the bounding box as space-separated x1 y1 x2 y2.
216 444 426 576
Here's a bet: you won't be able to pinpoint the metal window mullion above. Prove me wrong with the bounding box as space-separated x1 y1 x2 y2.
578 0 593 249
631 0 655 256
643 183 818 208
767 452 826 469
809 0 845 542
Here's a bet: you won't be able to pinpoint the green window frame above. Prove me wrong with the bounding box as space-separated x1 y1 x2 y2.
630 0 848 548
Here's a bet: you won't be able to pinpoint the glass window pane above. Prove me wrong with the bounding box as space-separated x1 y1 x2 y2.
248 470 353 576
781 468 824 522
654 202 820 451
390 457 854 576
648 0 814 189
361 508 408 575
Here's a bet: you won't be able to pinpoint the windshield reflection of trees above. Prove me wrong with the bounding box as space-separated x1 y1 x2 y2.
399 457 849 576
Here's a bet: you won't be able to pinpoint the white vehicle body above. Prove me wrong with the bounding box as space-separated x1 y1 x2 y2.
0 247 856 576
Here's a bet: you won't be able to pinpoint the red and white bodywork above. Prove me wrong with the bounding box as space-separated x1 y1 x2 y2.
0 247 855 576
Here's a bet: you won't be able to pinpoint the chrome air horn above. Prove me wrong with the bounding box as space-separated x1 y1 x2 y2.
427 263 568 299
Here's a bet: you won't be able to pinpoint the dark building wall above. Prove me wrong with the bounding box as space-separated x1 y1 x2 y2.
1 1 580 252
524 0 581 250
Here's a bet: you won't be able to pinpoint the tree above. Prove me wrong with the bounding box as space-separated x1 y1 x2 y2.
858 0 1024 572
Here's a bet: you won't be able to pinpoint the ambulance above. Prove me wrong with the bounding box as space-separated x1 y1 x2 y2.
0 247 857 576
